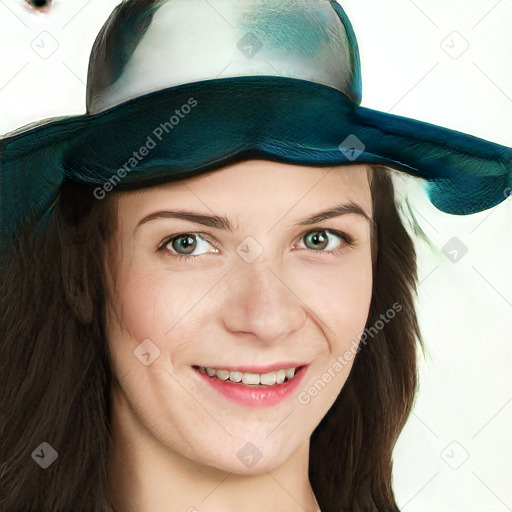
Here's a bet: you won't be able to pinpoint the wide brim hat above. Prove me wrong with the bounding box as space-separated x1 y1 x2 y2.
1 0 511 248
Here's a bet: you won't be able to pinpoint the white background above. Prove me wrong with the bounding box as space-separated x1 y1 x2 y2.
1 1 510 510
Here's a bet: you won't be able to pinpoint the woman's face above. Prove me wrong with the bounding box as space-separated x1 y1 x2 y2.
105 159 373 474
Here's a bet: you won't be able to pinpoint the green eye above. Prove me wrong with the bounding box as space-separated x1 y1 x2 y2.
302 229 351 252
170 234 197 255
159 228 353 263
166 233 215 256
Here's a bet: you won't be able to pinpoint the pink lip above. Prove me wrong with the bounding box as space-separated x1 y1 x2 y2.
193 365 308 407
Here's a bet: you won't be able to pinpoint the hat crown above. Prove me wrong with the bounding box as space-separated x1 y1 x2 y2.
86 0 362 114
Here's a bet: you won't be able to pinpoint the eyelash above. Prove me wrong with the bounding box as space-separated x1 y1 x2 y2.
157 228 354 263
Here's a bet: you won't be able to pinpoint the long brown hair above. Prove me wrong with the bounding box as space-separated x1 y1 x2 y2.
0 165 422 511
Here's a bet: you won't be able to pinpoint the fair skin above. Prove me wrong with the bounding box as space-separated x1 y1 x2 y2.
105 160 374 512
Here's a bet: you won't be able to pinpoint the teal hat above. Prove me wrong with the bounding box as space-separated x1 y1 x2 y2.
1 0 511 249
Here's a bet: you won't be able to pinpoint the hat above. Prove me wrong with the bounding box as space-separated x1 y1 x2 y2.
1 0 510 249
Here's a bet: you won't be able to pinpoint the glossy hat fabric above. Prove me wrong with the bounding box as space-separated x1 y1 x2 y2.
1 0 511 249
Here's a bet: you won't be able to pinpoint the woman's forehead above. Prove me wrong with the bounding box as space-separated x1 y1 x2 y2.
120 160 371 202
113 161 373 234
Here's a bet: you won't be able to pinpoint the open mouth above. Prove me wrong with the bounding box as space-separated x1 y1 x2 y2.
192 365 305 387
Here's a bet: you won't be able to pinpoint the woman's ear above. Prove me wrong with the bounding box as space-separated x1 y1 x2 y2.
369 166 379 272
371 220 378 271
60 233 94 324
57 183 111 324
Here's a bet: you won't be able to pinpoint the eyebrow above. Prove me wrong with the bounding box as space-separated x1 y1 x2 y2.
135 201 372 233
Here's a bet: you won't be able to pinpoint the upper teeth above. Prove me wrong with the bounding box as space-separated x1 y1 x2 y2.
199 366 297 386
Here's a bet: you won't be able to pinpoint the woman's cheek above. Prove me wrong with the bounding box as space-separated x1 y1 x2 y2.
106 267 170 346
298 255 372 347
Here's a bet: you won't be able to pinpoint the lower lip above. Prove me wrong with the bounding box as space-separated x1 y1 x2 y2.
193 366 308 407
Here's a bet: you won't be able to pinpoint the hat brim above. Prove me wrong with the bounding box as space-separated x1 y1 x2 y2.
1 76 510 246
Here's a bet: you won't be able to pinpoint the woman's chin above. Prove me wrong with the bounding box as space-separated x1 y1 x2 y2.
203 452 288 476
187 437 302 477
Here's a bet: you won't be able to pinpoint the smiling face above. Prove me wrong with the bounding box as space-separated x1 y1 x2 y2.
104 159 374 475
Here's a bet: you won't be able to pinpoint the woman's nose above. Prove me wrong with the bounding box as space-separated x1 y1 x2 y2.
220 261 307 344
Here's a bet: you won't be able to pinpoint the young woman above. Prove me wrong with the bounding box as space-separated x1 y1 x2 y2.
1 1 510 511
